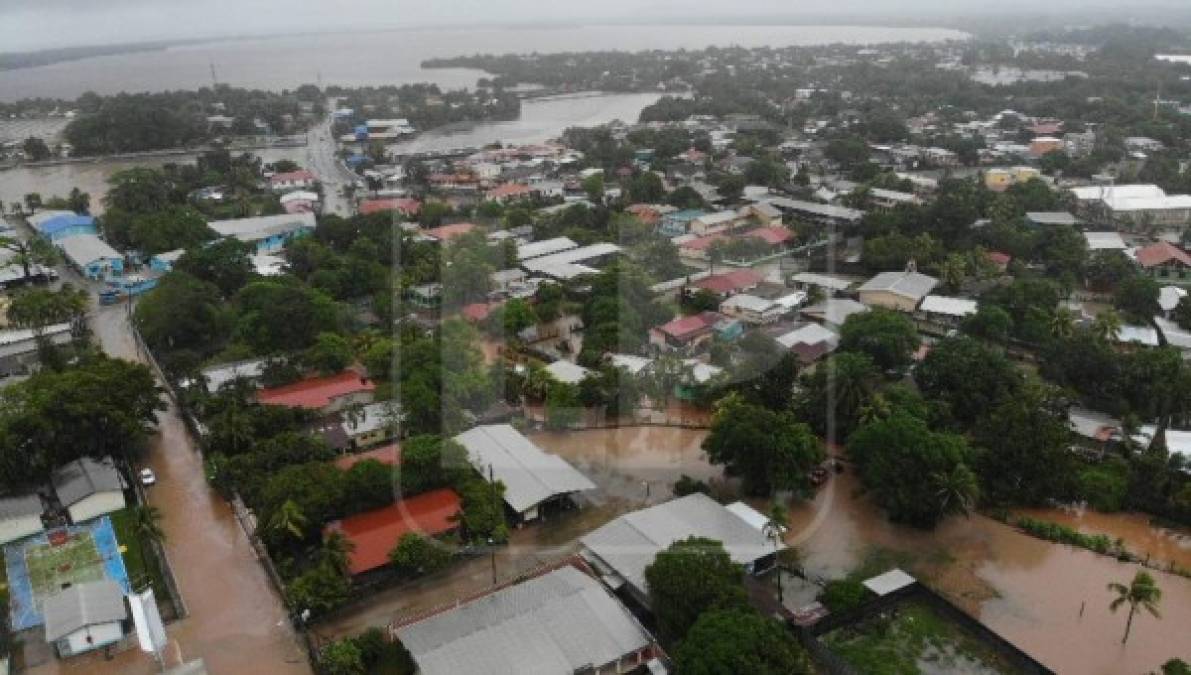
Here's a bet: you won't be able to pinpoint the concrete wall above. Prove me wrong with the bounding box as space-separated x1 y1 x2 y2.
858 290 919 313
68 491 126 524
58 621 123 657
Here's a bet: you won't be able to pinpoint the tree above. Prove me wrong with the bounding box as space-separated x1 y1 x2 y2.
303 332 353 375
135 272 231 368
321 640 366 675
973 381 1075 505
848 411 978 528
962 304 1013 344
0 235 58 283
234 280 341 353
22 137 51 162
267 499 308 543
628 172 665 203
288 562 350 617
581 173 605 202
838 309 920 373
673 609 812 675
6 285 87 334
131 505 165 579
545 381 582 430
1092 308 1123 343
644 537 749 642
703 394 824 496
915 337 1019 427
1115 276 1161 323
398 436 467 497
792 352 880 441
174 238 255 297
1107 570 1162 644
23 193 42 214
388 533 453 576
320 530 356 577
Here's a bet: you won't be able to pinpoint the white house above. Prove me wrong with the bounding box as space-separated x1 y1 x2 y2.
52 457 125 524
0 493 44 545
43 580 127 658
718 294 783 324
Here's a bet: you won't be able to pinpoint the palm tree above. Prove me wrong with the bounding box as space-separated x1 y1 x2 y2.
1050 307 1076 340
320 531 356 577
763 503 789 603
931 464 979 520
858 391 892 426
940 253 967 292
267 499 308 543
1108 571 1162 644
132 505 166 579
1092 309 1122 344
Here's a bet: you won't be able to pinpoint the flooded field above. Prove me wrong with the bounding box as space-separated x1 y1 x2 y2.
1013 504 1191 570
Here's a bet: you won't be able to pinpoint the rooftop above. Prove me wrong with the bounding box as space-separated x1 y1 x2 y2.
454 425 595 514
858 270 939 301
919 295 978 317
334 444 401 471
52 456 123 508
655 311 722 341
543 360 592 386
327 488 461 575
1134 242 1191 269
692 269 764 295
208 212 316 243
257 371 375 410
57 234 120 266
43 580 127 642
1083 231 1127 251
395 565 653 675
423 222 479 242
517 237 578 261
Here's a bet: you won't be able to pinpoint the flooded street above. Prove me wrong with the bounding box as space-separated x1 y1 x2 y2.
26 303 313 675
1012 504 1191 570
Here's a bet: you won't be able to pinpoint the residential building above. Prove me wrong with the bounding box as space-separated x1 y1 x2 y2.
57 235 123 279
208 212 316 253
268 170 316 192
800 298 870 328
520 243 622 280
454 424 595 522
0 323 73 380
659 209 706 237
485 183 538 203
580 493 782 607
1025 211 1080 228
194 358 267 394
690 269 764 298
257 371 376 415
762 198 864 226
340 401 402 449
917 295 979 327
789 272 855 296
325 488 461 576
1135 241 1191 282
543 360 592 386
649 311 724 352
1083 231 1128 251
1070 184 1191 228
775 323 840 365
148 249 185 273
392 564 661 675
1029 137 1064 157
858 270 939 312
0 493 44 545
359 198 421 218
868 188 920 208
691 210 746 236
740 201 783 226
52 457 125 524
43 580 128 658
517 237 578 261
718 293 783 324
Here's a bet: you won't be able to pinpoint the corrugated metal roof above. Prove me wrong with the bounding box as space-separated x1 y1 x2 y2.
521 243 622 274
43 580 127 641
517 237 578 261
52 457 123 508
396 566 652 675
580 493 778 598
208 212 316 242
455 425 595 514
0 493 42 520
58 234 120 267
919 295 978 317
858 271 939 301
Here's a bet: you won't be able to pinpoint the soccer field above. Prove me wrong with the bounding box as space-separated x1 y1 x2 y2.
4 516 130 631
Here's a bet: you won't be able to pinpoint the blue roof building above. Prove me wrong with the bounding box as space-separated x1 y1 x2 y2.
26 211 97 242
659 209 707 238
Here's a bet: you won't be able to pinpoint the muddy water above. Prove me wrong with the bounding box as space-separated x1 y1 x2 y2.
1013 504 1191 570
27 304 313 675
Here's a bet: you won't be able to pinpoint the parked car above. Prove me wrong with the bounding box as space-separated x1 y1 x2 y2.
139 468 157 486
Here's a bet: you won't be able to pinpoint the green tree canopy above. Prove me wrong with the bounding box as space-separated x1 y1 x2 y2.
838 309 920 373
644 536 749 642
673 609 812 675
703 394 824 496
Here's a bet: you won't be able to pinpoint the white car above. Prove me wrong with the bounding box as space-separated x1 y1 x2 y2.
139 468 157 486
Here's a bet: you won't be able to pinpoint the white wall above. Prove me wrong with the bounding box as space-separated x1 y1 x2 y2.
60 621 123 657
0 515 43 545
69 491 126 524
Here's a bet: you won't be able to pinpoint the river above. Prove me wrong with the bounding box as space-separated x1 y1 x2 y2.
530 426 1191 675
0 25 969 102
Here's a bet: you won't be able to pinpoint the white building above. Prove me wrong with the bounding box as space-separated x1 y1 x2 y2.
52 457 126 524
718 294 783 324
0 494 44 545
43 580 127 658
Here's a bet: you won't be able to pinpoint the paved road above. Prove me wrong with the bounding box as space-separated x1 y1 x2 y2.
25 304 312 675
302 113 358 217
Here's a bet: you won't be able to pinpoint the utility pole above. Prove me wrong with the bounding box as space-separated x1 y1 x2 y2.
210 62 219 88
489 464 499 585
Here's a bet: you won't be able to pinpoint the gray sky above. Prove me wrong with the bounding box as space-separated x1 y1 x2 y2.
0 0 1185 52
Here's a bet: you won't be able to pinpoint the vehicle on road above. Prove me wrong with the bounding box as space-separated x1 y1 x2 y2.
140 468 157 486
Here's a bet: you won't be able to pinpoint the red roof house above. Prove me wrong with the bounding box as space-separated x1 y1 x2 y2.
986 251 1013 269
650 311 724 350
360 198 421 217
334 443 401 471
743 226 794 246
461 302 496 323
258 371 376 412
692 269 764 297
269 170 316 188
423 222 478 243
485 183 537 203
1135 242 1191 270
325 488 462 575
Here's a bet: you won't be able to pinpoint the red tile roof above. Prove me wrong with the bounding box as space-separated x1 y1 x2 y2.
335 443 401 471
424 222 478 242
744 226 794 246
258 371 375 410
360 198 421 216
461 302 495 323
657 311 722 341
486 183 535 200
269 170 315 184
986 251 1012 266
1135 242 1191 269
693 269 764 295
680 234 728 252
327 488 462 575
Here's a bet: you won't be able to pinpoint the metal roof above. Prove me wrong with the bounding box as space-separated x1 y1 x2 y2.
57 234 120 267
762 197 863 223
863 569 916 596
775 323 839 350
790 272 854 292
919 295 978 317
1026 211 1078 226
1083 231 1127 251
543 360 591 385
800 298 870 326
207 212 315 242
858 271 939 301
521 243 622 274
454 425 595 514
0 493 43 520
43 580 127 641
580 493 779 598
52 457 123 508
396 566 652 675
517 237 578 261
198 358 267 393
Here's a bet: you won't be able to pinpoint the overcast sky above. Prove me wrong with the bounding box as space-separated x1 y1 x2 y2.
0 0 1185 52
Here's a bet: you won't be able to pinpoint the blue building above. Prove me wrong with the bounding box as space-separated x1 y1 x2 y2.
659 209 706 238
208 213 316 254
26 211 98 242
148 249 186 273
58 235 123 280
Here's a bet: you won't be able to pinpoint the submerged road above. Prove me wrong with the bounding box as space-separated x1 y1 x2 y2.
25 304 312 675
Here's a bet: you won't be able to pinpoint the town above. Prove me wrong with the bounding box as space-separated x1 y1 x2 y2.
0 16 1190 675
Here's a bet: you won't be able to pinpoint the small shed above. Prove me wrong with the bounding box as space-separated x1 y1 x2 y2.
43 580 128 657
863 568 917 597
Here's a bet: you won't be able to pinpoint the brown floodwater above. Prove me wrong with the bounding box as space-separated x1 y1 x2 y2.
1013 504 1191 570
24 303 313 675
